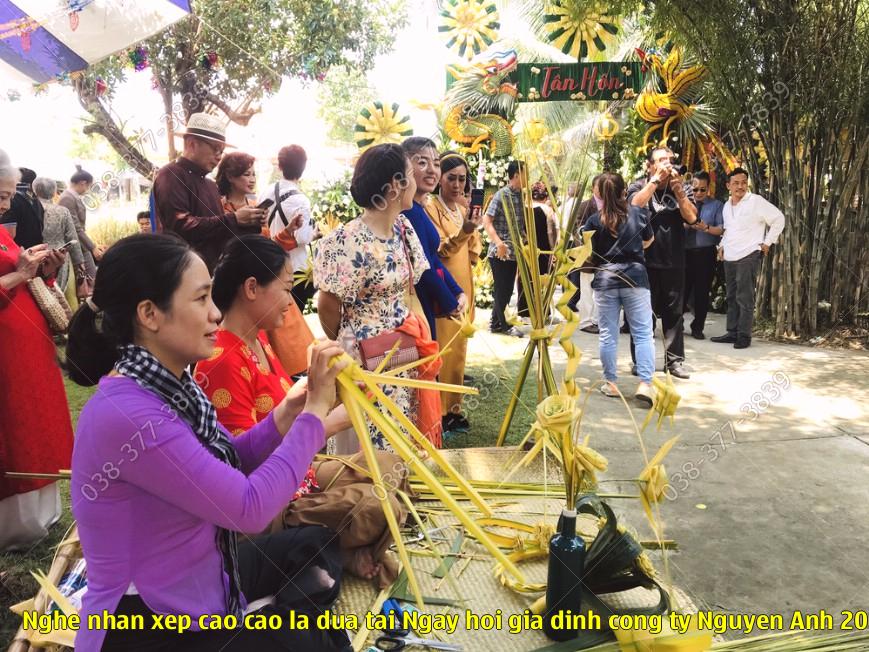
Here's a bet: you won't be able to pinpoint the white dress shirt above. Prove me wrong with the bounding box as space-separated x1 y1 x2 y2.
258 179 315 273
720 191 785 262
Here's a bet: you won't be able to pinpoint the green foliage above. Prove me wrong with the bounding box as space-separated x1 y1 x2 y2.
316 65 377 144
308 171 362 226
92 0 406 103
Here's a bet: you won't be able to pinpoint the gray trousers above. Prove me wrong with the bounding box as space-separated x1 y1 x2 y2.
724 250 762 340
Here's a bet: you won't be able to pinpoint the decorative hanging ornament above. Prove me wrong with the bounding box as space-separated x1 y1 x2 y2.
594 112 619 141
20 27 32 52
94 78 107 96
438 0 500 61
68 0 87 31
201 51 219 70
543 1 620 60
129 45 150 72
523 119 547 145
354 101 413 151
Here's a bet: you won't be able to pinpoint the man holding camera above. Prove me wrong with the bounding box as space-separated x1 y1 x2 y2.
627 146 697 379
711 167 784 349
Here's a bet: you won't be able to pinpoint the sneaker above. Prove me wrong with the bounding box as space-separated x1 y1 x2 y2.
710 333 737 343
580 324 600 334
634 382 654 407
600 382 620 398
504 327 525 338
667 362 691 379
734 339 751 349
691 330 705 340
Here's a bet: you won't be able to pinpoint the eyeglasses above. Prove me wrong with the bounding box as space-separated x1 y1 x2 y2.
196 137 224 156
694 186 708 193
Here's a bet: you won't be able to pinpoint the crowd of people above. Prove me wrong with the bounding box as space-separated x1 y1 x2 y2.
0 112 785 649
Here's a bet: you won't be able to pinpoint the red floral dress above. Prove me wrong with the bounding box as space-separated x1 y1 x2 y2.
0 228 74 500
195 329 317 499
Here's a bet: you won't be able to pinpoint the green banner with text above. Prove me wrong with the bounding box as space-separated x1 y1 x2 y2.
516 62 644 102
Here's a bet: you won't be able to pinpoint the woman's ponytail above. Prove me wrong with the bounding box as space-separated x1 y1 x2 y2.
65 233 195 386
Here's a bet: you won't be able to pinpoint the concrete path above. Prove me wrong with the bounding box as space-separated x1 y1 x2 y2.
464 309 869 632
306 307 869 631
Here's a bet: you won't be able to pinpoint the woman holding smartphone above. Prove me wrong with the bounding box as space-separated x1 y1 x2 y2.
67 234 352 651
217 151 313 377
0 152 72 553
423 151 482 432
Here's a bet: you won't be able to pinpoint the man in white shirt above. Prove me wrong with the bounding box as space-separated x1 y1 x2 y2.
258 144 317 310
711 167 785 349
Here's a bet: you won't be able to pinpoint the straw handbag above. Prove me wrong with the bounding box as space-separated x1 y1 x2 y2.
27 276 73 334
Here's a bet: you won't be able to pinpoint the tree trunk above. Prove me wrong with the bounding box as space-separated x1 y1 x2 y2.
74 79 157 179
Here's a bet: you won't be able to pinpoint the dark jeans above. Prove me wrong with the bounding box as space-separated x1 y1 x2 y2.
724 250 762 342
489 256 517 331
631 267 685 368
101 527 351 651
517 255 552 317
684 246 717 334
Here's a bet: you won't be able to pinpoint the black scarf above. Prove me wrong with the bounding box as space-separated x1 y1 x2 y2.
115 344 243 619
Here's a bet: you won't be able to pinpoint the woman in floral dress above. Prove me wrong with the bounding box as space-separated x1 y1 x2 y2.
315 144 429 451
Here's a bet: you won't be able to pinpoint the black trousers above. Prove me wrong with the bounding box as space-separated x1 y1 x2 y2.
101 527 351 651
631 267 685 367
517 255 552 317
489 256 517 331
684 247 717 334
291 280 317 312
566 269 582 310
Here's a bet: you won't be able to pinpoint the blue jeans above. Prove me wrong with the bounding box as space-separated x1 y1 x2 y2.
596 286 654 383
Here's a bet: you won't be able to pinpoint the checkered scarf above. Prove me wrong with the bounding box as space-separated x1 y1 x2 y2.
115 344 243 619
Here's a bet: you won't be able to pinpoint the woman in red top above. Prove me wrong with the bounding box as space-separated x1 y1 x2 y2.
0 153 74 551
217 151 314 378
196 235 407 586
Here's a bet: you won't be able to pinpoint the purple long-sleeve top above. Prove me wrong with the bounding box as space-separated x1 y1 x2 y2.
71 375 324 650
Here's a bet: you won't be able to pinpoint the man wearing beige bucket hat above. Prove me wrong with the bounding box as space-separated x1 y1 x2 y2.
152 113 265 270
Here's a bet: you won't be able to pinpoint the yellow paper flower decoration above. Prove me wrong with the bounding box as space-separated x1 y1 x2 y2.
638 436 679 529
354 101 413 152
438 0 500 60
543 1 620 60
642 374 682 431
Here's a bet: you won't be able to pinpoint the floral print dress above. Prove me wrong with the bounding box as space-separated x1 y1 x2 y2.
314 216 429 450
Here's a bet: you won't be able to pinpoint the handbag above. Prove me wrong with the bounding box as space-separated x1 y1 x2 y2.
27 276 73 334
357 221 420 372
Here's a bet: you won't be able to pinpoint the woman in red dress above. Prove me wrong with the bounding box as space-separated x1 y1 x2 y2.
196 235 407 586
0 152 74 551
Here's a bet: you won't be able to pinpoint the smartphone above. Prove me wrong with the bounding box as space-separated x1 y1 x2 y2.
54 239 78 251
470 188 484 209
256 198 275 210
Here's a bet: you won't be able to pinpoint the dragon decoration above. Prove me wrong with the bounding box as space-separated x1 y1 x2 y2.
634 46 739 179
443 49 519 157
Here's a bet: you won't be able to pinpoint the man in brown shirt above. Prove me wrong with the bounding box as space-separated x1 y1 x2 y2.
153 113 264 271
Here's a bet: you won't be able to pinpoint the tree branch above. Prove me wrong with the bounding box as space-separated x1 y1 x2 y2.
74 79 157 178
205 92 260 126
